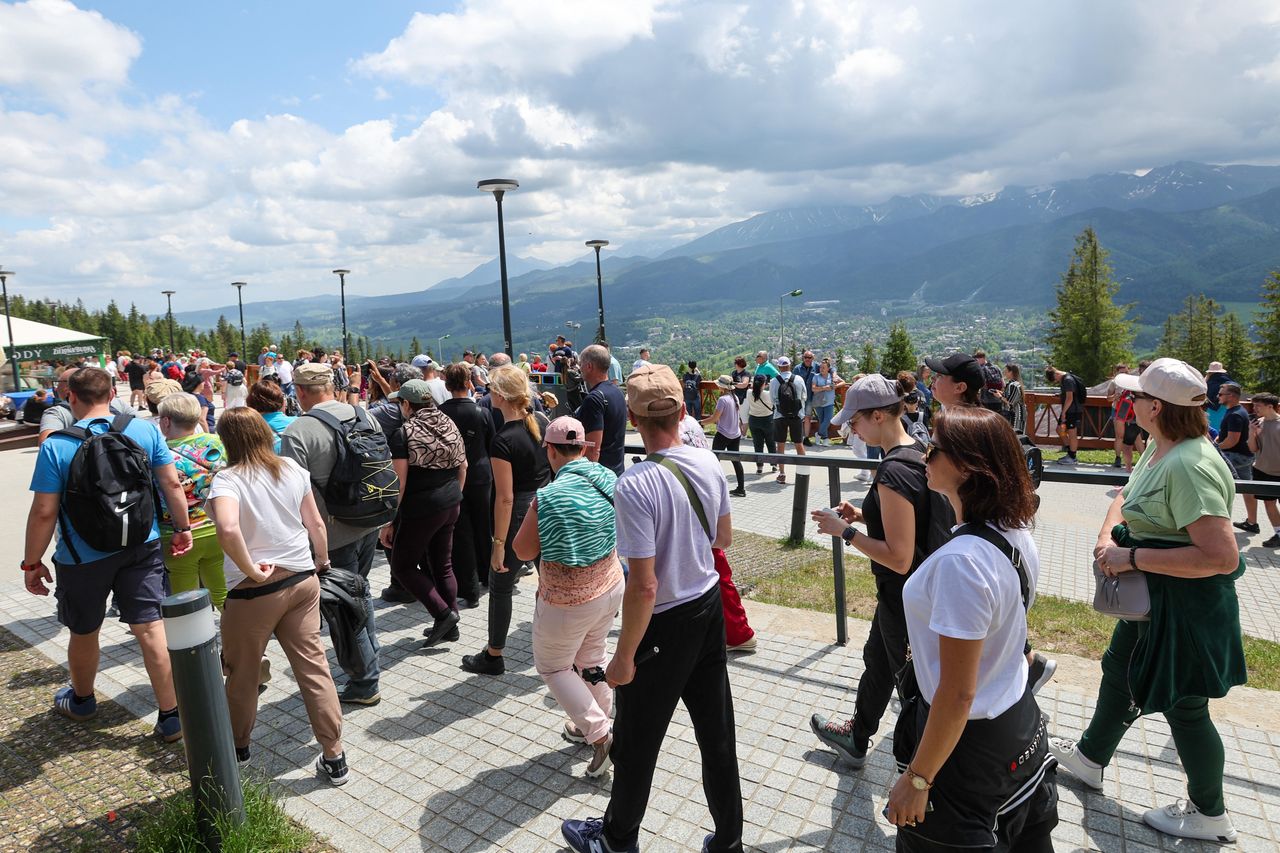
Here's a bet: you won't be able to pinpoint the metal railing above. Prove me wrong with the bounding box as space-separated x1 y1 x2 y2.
624 443 1280 646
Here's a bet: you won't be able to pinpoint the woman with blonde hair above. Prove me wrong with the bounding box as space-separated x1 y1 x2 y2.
208 407 349 785
462 365 550 676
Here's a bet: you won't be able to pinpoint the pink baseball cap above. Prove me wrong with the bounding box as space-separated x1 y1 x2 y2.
543 416 596 447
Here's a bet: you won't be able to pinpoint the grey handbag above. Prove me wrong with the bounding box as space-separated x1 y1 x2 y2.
1092 560 1151 621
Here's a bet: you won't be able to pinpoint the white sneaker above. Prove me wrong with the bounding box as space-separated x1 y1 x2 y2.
1143 800 1237 843
1048 737 1104 790
727 635 758 652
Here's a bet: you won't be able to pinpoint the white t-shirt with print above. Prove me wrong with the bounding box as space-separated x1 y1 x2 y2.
207 457 314 590
902 524 1039 719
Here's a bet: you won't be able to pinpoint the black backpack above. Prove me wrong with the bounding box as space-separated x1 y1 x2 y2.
54 414 156 563
979 362 1005 407
884 446 955 559
777 375 802 418
683 373 700 396
225 369 245 387
1018 431 1044 488
305 408 399 527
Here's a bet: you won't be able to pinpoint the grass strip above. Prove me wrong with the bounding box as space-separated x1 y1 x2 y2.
133 779 323 853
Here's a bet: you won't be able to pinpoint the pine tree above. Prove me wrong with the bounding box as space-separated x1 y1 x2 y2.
834 347 846 376
410 336 422 357
859 341 878 375
1256 271 1280 388
1045 227 1134 384
880 322 916 377
1221 313 1254 387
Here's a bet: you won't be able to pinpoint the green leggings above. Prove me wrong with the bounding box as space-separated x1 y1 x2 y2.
1077 620 1225 816
163 532 227 609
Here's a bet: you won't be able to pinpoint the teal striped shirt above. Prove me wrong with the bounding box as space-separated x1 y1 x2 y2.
536 458 618 566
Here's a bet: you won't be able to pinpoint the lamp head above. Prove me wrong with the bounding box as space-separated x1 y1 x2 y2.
331 269 351 276
477 179 519 194
231 281 247 289
790 289 803 297
161 290 176 296
585 240 609 249
0 269 14 278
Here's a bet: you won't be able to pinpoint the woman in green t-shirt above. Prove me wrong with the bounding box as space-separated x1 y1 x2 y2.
1050 358 1245 844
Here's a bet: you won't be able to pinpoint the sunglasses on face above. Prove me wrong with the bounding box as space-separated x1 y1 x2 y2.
924 443 948 463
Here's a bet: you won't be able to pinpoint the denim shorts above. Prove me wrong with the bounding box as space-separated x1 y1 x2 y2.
54 540 170 634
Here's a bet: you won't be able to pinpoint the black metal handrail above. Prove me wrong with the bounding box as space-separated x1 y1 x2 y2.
623 443 1280 645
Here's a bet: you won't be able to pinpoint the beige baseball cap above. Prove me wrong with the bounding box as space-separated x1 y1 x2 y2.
294 363 334 387
1113 357 1207 407
626 364 683 417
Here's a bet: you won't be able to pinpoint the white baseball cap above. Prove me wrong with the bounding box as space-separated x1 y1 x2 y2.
1113 357 1207 407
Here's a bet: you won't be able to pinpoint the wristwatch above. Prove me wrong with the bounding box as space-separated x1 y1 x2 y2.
906 764 934 791
171 526 191 533
20 561 45 573
841 526 857 546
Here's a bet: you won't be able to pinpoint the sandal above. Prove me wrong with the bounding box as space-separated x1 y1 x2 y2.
776 473 786 484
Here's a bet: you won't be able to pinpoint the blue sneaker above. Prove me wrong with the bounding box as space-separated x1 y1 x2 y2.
53 687 97 722
702 834 714 853
154 713 182 743
561 818 638 853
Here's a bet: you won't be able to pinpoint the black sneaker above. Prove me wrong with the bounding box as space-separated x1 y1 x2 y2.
1233 521 1261 534
1027 653 1057 695
456 596 480 610
422 610 460 648
339 686 381 706
1264 535 1280 548
380 584 416 604
461 650 505 676
316 752 349 786
809 714 867 768
444 626 460 642
729 488 747 497
803 437 814 447
1112 457 1123 468
236 745 251 766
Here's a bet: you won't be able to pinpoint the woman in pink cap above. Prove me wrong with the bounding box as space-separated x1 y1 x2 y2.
512 416 624 779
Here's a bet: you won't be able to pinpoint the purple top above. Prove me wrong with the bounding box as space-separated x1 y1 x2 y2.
714 393 742 439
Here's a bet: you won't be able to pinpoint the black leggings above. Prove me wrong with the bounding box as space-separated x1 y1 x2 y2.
712 432 744 491
487 490 535 651
748 415 776 465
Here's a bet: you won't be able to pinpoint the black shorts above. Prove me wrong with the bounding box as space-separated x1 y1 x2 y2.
774 417 803 445
1253 467 1280 501
54 540 170 634
1062 410 1082 431
1122 420 1147 447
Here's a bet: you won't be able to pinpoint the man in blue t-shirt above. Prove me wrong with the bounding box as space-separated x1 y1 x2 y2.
576 344 628 475
22 367 192 743
793 349 817 446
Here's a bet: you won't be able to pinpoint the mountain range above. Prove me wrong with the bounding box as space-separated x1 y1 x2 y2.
175 161 1280 353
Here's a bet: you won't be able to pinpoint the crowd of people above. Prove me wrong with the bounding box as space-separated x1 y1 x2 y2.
17 332 1256 849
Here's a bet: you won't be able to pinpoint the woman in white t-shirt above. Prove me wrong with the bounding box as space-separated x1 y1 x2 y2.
887 406 1057 851
208 407 349 786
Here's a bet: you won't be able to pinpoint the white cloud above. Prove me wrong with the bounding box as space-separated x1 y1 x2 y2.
3 0 1280 312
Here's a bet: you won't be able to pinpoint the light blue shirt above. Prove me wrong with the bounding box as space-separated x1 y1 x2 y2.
30 415 172 564
608 356 623 385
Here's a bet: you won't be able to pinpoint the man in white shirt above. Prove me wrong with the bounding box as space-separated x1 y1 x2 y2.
631 347 651 374
768 356 807 484
561 364 743 853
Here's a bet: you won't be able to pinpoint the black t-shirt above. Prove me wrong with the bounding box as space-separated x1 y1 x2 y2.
1219 405 1253 456
1060 373 1086 413
124 360 147 389
731 368 750 403
575 379 627 476
491 415 551 494
22 397 51 423
439 397 495 486
388 412 464 518
861 442 955 579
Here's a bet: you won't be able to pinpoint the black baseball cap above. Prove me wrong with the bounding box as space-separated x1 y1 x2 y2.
924 353 984 391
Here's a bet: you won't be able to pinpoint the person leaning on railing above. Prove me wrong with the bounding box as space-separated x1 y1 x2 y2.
1050 357 1246 844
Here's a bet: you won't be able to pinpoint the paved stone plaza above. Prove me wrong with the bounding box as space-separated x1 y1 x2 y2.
3 445 1280 851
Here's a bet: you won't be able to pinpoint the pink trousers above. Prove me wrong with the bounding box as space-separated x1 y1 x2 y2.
532 580 625 744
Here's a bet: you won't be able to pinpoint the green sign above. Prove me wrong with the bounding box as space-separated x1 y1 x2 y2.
4 339 105 362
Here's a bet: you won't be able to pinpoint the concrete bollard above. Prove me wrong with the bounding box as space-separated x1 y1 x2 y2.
162 588 244 848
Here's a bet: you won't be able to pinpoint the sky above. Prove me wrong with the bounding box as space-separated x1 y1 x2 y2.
2 0 1280 314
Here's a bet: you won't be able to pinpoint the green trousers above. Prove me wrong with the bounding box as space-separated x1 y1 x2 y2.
163 532 227 609
1077 619 1225 816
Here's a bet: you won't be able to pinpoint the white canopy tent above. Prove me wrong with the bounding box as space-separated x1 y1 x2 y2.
2 314 107 363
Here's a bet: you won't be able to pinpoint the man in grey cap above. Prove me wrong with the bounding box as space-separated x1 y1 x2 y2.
281 362 388 705
39 367 136 444
410 356 448 405
369 362 423 604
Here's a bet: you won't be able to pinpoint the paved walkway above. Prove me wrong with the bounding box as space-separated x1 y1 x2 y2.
3 445 1280 852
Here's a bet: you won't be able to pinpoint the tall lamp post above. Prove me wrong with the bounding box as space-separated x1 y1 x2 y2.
778 288 803 356
161 290 177 353
1 269 18 393
437 333 450 361
332 269 351 365
477 179 518 358
231 282 247 357
585 239 609 345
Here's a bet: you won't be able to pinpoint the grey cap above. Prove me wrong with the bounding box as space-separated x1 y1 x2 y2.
832 374 902 427
388 379 435 405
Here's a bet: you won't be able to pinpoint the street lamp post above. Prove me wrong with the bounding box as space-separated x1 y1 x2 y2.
161 290 177 353
585 239 609 345
0 269 19 392
477 179 519 358
437 333 450 361
779 289 803 355
332 270 351 366
231 282 247 357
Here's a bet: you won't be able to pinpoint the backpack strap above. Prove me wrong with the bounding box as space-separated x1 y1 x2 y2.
954 522 1031 611
645 452 712 542
562 469 614 505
